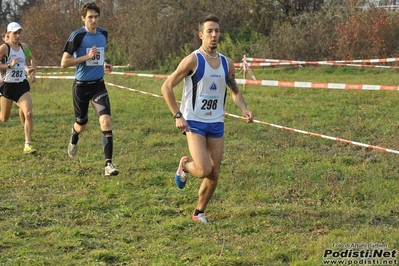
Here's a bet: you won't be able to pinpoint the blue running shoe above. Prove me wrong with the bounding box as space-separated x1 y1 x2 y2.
175 156 189 189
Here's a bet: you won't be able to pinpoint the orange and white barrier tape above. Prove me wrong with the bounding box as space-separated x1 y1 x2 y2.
234 61 399 69
242 55 256 80
36 66 73 69
36 75 75 79
111 72 169 79
236 56 399 69
36 65 129 69
37 72 71 75
35 75 399 155
104 81 399 155
36 72 399 91
110 72 399 91
236 79 399 91
245 57 399 64
37 72 399 91
104 80 399 155
228 114 399 155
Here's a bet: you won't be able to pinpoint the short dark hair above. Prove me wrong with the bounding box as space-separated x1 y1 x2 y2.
81 2 101 18
198 15 220 32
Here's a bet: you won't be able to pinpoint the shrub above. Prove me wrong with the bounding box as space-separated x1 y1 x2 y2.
332 7 399 59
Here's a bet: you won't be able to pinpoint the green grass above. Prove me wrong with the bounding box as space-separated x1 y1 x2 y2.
0 66 398 265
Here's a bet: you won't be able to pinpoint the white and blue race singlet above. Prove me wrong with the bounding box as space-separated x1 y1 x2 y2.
181 50 229 123
3 44 26 83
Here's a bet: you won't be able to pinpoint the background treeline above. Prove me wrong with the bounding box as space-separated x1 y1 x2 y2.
2 0 399 71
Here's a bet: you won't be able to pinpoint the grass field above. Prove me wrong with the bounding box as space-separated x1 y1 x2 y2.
0 66 398 265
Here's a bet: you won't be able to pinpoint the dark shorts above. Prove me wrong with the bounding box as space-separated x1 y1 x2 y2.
187 120 224 138
72 78 111 125
1 79 30 102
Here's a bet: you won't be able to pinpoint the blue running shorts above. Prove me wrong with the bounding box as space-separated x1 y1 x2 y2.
186 120 224 138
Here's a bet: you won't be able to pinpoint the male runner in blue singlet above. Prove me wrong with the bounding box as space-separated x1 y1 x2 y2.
61 2 118 176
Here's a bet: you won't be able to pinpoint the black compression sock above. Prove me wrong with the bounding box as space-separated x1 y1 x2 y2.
102 130 113 163
194 209 204 216
71 126 79 144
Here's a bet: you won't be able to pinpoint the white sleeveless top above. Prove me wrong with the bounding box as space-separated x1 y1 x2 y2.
4 44 26 83
180 50 229 123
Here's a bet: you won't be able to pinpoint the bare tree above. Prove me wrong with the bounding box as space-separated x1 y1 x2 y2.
0 0 37 27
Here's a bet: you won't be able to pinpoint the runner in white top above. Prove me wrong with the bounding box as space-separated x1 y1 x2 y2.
3 43 26 83
161 15 254 223
1 30 36 126
0 22 37 154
